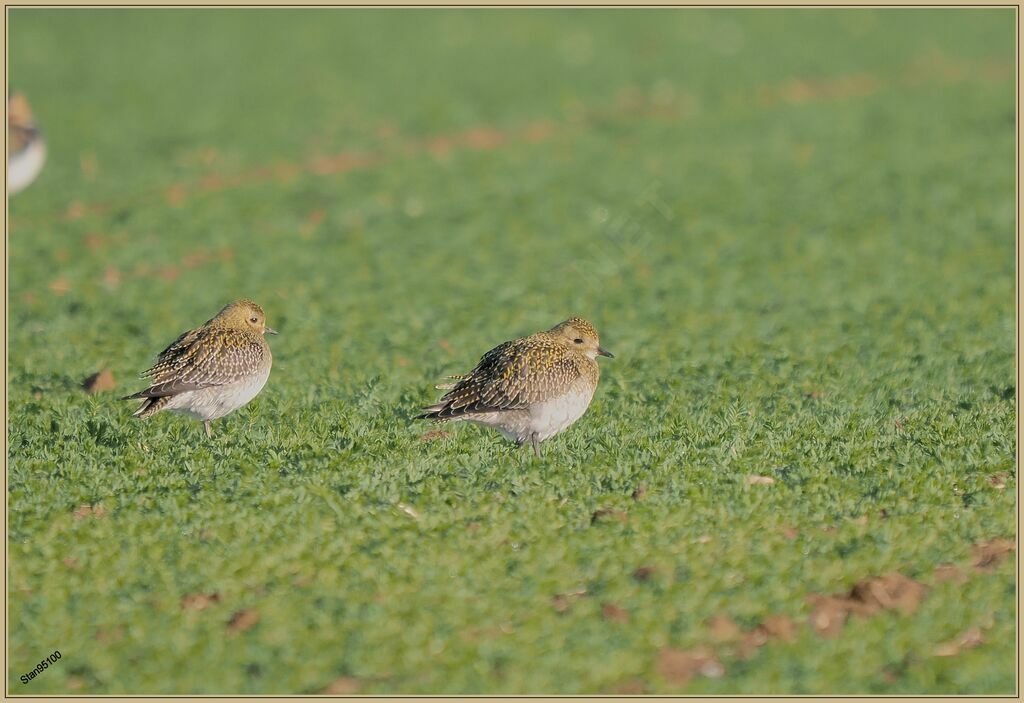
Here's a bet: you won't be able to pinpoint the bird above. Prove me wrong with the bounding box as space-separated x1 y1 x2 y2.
8 92 47 195
417 317 613 458
123 300 277 437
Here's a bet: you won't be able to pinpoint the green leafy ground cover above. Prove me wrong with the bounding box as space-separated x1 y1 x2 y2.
7 9 1016 694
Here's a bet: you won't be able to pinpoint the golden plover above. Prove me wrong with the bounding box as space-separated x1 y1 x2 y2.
123 300 277 437
417 317 613 457
8 93 46 195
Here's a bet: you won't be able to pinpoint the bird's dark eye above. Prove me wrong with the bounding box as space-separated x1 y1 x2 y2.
250 316 258 323
574 338 583 344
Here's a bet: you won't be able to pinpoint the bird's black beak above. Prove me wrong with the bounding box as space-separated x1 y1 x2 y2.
598 346 614 358
264 326 278 335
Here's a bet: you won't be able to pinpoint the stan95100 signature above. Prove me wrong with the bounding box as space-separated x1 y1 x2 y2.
21 650 61 684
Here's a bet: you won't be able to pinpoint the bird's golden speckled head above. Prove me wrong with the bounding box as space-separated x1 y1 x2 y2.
8 93 39 152
209 299 277 336
547 317 613 360
8 93 36 129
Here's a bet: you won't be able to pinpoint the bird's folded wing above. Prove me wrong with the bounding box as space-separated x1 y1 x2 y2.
138 329 262 396
434 338 578 417
141 327 202 379
128 378 206 398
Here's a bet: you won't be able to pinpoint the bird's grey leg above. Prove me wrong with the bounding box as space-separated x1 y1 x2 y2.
203 420 212 438
531 432 542 459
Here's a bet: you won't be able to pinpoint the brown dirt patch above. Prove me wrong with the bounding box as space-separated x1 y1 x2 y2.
656 647 725 685
972 538 1015 570
226 608 260 633
181 592 221 611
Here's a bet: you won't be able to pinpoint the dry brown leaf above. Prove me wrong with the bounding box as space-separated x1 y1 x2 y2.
631 484 648 500
319 677 361 694
601 602 630 623
181 592 221 611
734 627 770 660
808 572 927 639
73 504 106 520
807 594 852 637
973 538 1015 570
745 475 775 485
633 566 656 582
987 472 1009 489
706 615 742 642
419 429 450 443
959 627 985 649
226 608 260 633
850 573 927 616
82 368 116 394
934 627 984 657
760 614 798 643
780 525 799 540
656 647 725 685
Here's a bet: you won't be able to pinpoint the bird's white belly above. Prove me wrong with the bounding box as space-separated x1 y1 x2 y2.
8 138 46 195
165 367 270 421
468 385 595 444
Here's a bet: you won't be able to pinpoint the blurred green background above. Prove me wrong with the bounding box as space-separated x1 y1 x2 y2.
7 9 1016 694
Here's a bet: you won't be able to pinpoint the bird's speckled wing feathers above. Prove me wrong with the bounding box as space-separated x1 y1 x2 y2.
130 327 268 398
423 335 593 419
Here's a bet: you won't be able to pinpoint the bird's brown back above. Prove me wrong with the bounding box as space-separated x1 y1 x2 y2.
424 331 598 418
141 325 271 393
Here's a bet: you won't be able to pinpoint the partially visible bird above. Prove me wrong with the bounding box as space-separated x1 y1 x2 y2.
123 300 277 437
7 92 46 195
417 317 613 457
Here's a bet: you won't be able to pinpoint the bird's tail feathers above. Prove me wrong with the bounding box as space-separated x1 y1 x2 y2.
130 396 171 419
415 402 449 420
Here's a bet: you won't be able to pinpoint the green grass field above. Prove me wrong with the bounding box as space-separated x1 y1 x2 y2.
7 8 1017 695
